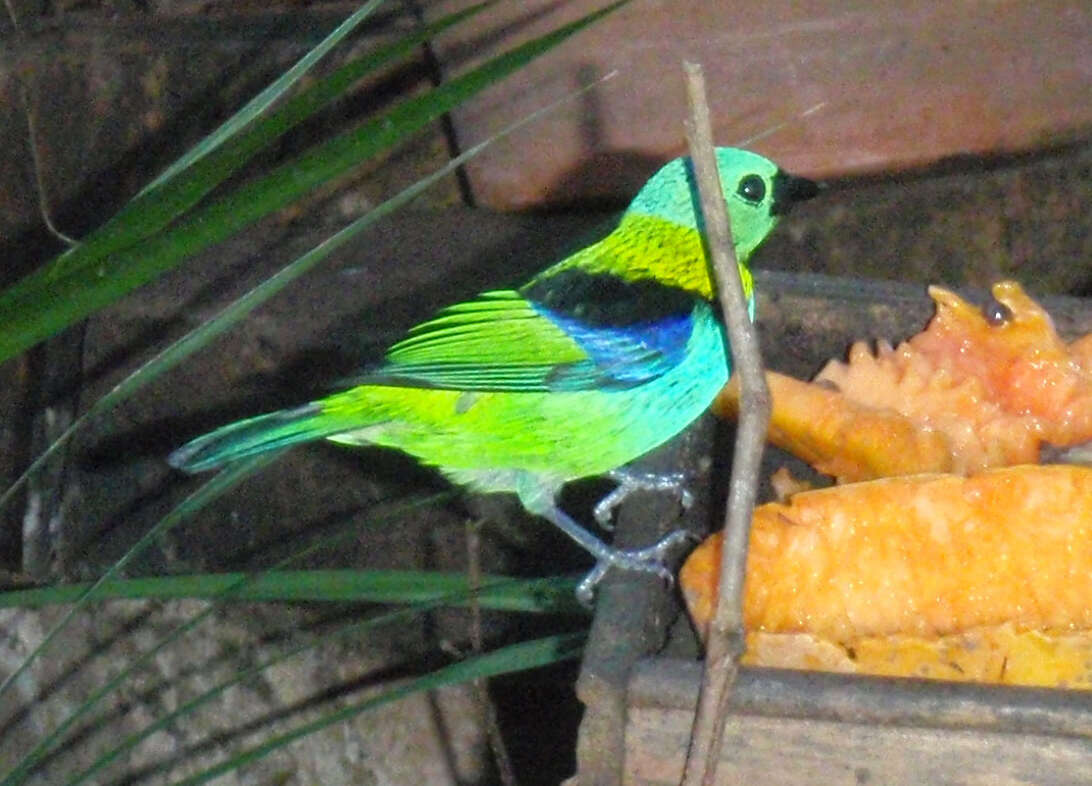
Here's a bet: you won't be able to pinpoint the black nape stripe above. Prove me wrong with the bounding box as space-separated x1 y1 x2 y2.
522 269 695 326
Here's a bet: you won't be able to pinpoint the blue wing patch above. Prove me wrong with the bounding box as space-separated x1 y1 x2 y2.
538 306 694 391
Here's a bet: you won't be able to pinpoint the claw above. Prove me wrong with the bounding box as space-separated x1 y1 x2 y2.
594 469 695 530
575 563 610 606
514 472 699 607
573 528 699 607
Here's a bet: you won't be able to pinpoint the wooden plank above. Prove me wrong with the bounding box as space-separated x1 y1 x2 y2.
432 0 1092 208
626 659 1092 785
627 707 1092 785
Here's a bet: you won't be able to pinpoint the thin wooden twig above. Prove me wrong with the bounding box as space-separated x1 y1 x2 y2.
5 0 78 247
22 87 78 247
679 61 771 786
466 519 518 785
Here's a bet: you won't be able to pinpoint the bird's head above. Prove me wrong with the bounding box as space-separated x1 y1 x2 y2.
626 147 819 262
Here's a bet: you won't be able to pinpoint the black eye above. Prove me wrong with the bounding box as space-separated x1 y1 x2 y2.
982 297 1013 325
737 175 766 203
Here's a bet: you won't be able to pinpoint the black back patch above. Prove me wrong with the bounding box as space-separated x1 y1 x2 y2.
522 268 695 327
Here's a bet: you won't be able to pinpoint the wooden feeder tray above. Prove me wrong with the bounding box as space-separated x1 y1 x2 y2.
572 271 1092 785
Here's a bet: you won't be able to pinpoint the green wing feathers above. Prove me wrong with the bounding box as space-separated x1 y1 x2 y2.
367 290 593 392
386 290 585 365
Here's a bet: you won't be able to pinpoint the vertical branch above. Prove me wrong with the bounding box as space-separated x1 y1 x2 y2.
5 0 78 247
466 519 517 785
22 86 78 247
679 61 771 786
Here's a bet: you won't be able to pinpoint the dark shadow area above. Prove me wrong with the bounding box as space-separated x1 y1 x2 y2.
490 659 584 786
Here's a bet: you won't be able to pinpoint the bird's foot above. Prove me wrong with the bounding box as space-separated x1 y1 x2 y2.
574 529 699 606
593 469 695 530
514 473 698 607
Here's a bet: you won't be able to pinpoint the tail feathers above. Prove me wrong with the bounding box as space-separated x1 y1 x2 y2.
168 403 343 473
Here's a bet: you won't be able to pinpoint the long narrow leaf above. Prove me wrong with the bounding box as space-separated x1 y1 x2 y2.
0 453 279 710
0 490 464 786
60 574 582 786
0 457 279 786
44 2 491 285
140 0 390 194
0 0 628 362
0 570 584 613
170 632 586 786
26 0 384 286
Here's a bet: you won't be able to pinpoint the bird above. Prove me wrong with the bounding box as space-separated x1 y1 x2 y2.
168 147 819 602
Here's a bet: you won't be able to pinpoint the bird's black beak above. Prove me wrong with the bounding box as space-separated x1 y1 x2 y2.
771 171 821 215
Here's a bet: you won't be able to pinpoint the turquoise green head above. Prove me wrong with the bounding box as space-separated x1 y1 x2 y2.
626 147 819 262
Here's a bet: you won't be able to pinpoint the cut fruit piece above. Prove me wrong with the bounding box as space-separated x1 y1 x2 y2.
681 465 1092 687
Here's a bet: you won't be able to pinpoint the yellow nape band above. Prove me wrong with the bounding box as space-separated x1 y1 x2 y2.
551 213 753 304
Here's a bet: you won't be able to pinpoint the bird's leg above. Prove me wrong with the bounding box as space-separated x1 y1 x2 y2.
593 468 695 530
537 503 696 606
516 475 696 605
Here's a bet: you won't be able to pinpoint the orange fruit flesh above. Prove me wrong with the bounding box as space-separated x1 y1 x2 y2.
715 281 1092 483
681 466 1092 688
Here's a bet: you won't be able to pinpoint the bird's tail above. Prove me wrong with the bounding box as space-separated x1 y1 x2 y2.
168 403 347 473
